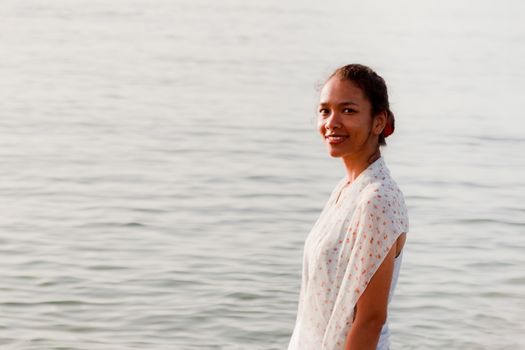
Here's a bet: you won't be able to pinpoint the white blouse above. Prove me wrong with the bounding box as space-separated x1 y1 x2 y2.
288 156 409 350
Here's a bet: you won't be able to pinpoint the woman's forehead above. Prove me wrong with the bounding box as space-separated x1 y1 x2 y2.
319 78 367 105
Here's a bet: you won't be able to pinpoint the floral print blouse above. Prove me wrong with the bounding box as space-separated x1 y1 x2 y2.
288 156 409 350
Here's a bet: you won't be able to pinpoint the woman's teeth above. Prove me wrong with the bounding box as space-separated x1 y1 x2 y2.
326 135 348 144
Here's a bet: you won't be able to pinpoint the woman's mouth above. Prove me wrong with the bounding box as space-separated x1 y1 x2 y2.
326 134 349 145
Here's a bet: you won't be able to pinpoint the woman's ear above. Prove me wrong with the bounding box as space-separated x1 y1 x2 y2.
374 111 388 135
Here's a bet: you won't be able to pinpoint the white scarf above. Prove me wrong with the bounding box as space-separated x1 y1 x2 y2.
288 157 409 350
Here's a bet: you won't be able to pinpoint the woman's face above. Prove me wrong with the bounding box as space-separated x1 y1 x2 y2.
317 77 383 160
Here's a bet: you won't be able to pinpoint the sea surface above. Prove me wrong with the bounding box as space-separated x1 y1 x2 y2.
1 0 524 349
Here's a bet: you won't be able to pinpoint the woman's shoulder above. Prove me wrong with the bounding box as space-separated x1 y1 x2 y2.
357 175 407 212
360 157 405 195
355 176 409 232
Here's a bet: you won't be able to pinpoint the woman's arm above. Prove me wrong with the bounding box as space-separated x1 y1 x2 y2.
344 243 397 350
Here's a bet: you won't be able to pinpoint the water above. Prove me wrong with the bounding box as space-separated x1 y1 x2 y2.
1 0 524 349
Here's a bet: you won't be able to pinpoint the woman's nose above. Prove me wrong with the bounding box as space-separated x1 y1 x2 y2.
324 112 342 131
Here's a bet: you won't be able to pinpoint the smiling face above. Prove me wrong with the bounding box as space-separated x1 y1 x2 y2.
317 77 385 162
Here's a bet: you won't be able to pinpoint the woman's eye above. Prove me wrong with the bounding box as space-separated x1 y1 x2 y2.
343 108 356 113
318 108 330 116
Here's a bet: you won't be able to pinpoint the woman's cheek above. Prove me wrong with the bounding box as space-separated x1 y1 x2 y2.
317 120 325 136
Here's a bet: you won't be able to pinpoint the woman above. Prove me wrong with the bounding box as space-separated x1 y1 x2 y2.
288 64 409 350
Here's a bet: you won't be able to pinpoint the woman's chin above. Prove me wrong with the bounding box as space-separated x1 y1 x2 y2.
327 147 344 158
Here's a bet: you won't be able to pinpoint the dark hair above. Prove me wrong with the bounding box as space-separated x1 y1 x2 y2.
327 64 394 146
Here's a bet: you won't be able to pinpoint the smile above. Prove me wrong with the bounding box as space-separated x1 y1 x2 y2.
325 134 349 145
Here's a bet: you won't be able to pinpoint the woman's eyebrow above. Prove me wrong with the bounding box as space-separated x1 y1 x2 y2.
319 101 358 107
340 101 358 106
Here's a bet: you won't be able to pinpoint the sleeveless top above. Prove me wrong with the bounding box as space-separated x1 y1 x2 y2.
288 157 409 350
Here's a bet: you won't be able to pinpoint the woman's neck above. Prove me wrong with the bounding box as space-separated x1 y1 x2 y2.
341 148 381 183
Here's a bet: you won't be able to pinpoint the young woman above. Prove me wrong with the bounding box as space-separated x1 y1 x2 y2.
288 64 409 350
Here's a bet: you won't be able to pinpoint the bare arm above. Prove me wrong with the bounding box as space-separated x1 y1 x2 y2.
344 242 397 350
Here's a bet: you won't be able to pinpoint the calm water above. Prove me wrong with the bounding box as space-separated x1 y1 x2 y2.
1 0 524 349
